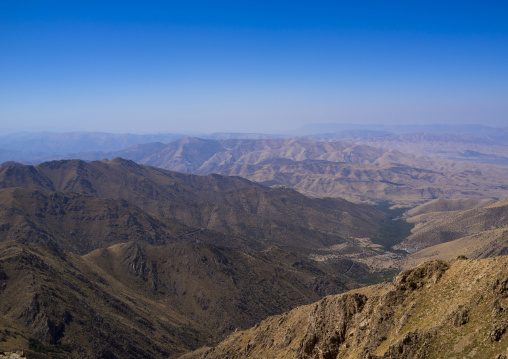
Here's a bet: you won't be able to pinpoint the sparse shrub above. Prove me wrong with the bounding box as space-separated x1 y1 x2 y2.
28 337 72 354
409 281 417 289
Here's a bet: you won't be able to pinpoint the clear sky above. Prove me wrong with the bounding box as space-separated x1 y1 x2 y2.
1 1 507 134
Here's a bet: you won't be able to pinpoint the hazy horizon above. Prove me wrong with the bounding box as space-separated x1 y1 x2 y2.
1 1 507 134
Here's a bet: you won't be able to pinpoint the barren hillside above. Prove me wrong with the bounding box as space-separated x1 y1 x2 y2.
184 257 508 359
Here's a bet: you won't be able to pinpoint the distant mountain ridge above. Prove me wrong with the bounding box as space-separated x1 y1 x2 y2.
297 123 508 139
0 131 284 163
2 125 508 165
326 132 508 165
60 137 508 204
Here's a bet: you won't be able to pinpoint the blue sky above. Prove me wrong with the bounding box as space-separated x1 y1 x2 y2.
1 1 507 134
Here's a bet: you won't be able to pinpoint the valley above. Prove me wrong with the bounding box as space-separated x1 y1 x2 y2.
0 129 507 358
4 0 508 356
0 158 395 357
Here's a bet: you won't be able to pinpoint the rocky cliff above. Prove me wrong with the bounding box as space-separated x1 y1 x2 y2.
186 256 508 359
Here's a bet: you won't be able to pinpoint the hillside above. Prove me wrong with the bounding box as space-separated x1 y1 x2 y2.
404 197 496 217
399 198 508 251
0 240 207 358
0 239 363 358
0 158 385 254
84 241 358 337
397 198 508 267
184 256 508 359
0 187 193 254
79 137 508 204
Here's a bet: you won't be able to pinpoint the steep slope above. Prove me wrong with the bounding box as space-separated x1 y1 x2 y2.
84 241 357 338
0 159 385 254
0 187 197 254
398 199 508 266
90 137 508 204
398 198 508 253
0 240 361 358
185 257 508 359
0 240 209 358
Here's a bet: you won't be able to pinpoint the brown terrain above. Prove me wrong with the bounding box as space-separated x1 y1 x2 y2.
92 137 508 205
1 135 508 358
0 158 396 358
184 256 508 359
0 158 385 253
334 132 508 165
395 198 508 268
0 238 363 358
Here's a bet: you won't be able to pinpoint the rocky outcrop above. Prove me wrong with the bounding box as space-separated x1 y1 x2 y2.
0 352 25 359
190 257 508 359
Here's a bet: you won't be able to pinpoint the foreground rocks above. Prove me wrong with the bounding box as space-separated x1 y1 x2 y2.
185 256 508 359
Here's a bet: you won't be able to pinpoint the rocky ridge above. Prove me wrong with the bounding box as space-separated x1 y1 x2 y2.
0 158 385 254
0 238 361 358
185 256 508 359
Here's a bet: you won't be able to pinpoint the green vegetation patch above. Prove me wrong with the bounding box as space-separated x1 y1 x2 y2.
28 338 72 356
349 268 400 285
372 201 414 250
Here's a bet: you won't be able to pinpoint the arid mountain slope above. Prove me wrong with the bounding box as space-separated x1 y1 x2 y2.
0 159 385 253
334 132 508 165
398 198 508 267
0 187 195 254
84 241 357 338
0 240 360 358
0 240 208 358
405 228 508 268
399 198 508 252
405 197 496 217
87 137 508 204
184 257 508 359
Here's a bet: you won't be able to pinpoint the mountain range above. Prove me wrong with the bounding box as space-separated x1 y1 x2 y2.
56 136 508 204
1 127 508 358
0 158 385 253
0 158 391 358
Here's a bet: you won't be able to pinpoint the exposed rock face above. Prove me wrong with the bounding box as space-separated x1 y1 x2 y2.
0 352 25 359
188 256 508 359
